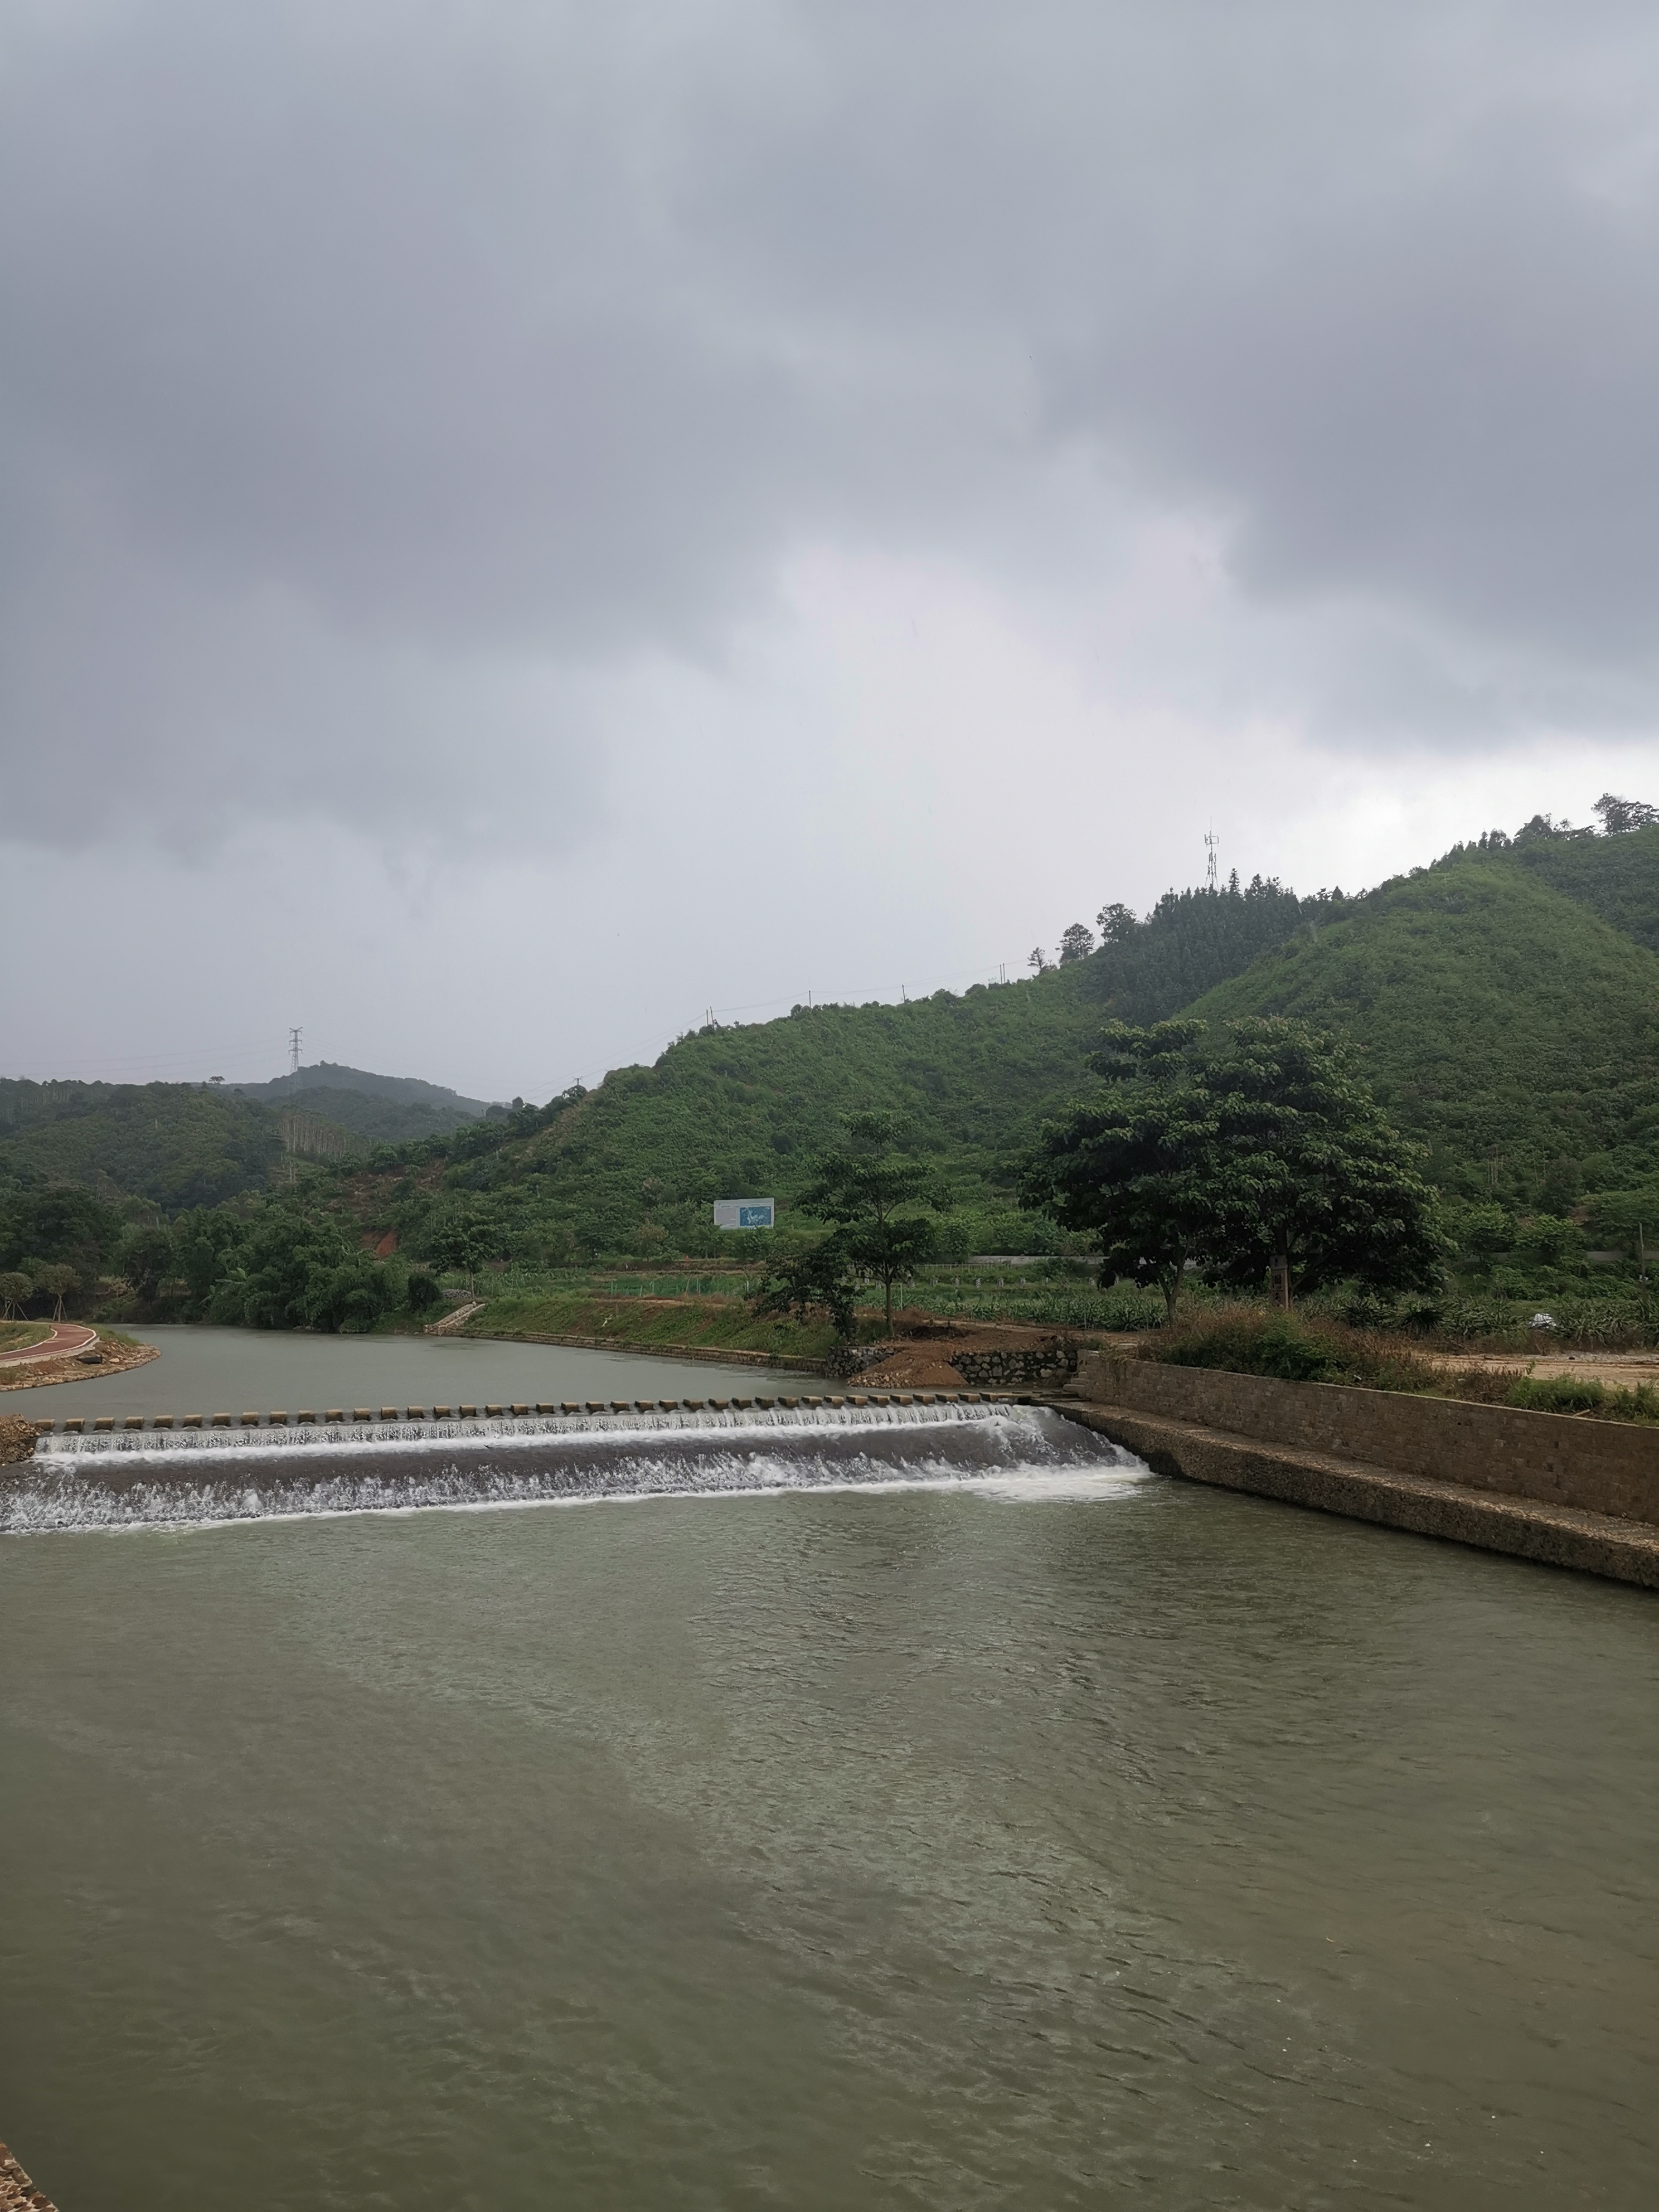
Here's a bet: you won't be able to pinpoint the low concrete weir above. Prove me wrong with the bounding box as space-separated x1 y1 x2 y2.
5 1400 1143 1534
31 1395 1008 1459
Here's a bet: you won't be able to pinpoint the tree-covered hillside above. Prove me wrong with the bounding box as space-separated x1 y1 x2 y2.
334 875 1345 1259
1492 818 1659 954
0 1081 284 1210
1187 851 1659 1207
0 1063 496 1212
339 819 1656 1272
11 816 1658 1306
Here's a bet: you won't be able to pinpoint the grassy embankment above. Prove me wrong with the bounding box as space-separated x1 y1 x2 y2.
1148 1308 1659 1424
409 1268 1169 1363
450 1289 1659 1419
451 1292 872 1367
0 1321 52 1355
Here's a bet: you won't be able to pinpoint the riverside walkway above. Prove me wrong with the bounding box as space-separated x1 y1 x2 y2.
0 1323 96 1367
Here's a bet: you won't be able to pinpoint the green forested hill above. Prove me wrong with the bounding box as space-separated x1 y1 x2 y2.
0 1081 284 1210
346 826 1659 1263
345 875 1336 1258
1186 853 1659 1204
1498 821 1659 953
0 1065 484 1211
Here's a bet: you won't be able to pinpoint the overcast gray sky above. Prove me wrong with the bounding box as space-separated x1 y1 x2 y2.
5 0 1656 1099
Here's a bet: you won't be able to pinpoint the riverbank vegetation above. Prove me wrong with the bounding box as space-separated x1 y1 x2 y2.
1025 1017 1444 1314
442 1291 863 1368
1145 1307 1659 1424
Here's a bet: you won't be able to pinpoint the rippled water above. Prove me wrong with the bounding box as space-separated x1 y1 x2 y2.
2 1321 812 1421
2 1419 1656 2210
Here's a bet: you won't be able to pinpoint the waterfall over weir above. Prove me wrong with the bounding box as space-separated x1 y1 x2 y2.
7 1401 1149 1534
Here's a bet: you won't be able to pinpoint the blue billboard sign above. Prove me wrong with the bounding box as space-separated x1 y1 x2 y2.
713 1198 775 1230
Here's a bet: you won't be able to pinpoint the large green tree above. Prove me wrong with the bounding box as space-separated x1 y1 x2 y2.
1197 1020 1447 1302
799 1110 938 1332
1022 1021 1214 1315
1026 1018 1444 1310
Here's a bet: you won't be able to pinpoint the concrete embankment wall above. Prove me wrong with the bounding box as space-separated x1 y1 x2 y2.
1063 1352 1659 1589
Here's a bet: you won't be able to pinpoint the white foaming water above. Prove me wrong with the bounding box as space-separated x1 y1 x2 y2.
974 1468 1151 1503
35 1399 1026 1459
4 1405 1150 1535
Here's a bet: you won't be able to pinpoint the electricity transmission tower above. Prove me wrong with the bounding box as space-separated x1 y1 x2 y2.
288 1026 303 1075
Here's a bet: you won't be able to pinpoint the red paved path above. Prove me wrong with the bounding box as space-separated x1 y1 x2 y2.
0 1321 98 1366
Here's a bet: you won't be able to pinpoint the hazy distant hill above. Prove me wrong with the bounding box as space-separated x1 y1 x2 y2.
259 1084 482 1147
233 1062 491 1129
0 1060 493 1209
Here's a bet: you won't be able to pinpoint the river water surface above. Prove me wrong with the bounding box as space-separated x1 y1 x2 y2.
2 1410 1656 2209
3 1321 811 1420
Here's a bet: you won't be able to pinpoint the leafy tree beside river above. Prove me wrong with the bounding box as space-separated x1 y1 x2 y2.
1024 1019 1445 1312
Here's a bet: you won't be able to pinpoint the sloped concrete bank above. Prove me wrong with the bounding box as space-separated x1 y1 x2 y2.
1055 1352 1659 1589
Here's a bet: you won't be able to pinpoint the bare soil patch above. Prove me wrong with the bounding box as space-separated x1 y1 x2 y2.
1421 1348 1659 1390
848 1309 1128 1390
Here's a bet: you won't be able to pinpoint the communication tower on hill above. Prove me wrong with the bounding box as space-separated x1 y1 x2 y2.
1205 827 1219 890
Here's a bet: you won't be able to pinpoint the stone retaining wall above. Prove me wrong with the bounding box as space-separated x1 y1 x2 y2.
1070 1352 1658 1526
0 1419 45 1468
0 2141 57 2212
950 1341 1078 1391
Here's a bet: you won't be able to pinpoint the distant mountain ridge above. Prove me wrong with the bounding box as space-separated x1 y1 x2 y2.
232 1063 491 1118
0 1061 495 1209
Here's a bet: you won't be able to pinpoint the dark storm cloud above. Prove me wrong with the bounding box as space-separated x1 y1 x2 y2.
3 0 1657 851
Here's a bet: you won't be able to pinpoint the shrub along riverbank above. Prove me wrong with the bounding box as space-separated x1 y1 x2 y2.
1146 1308 1659 1424
445 1292 864 1368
